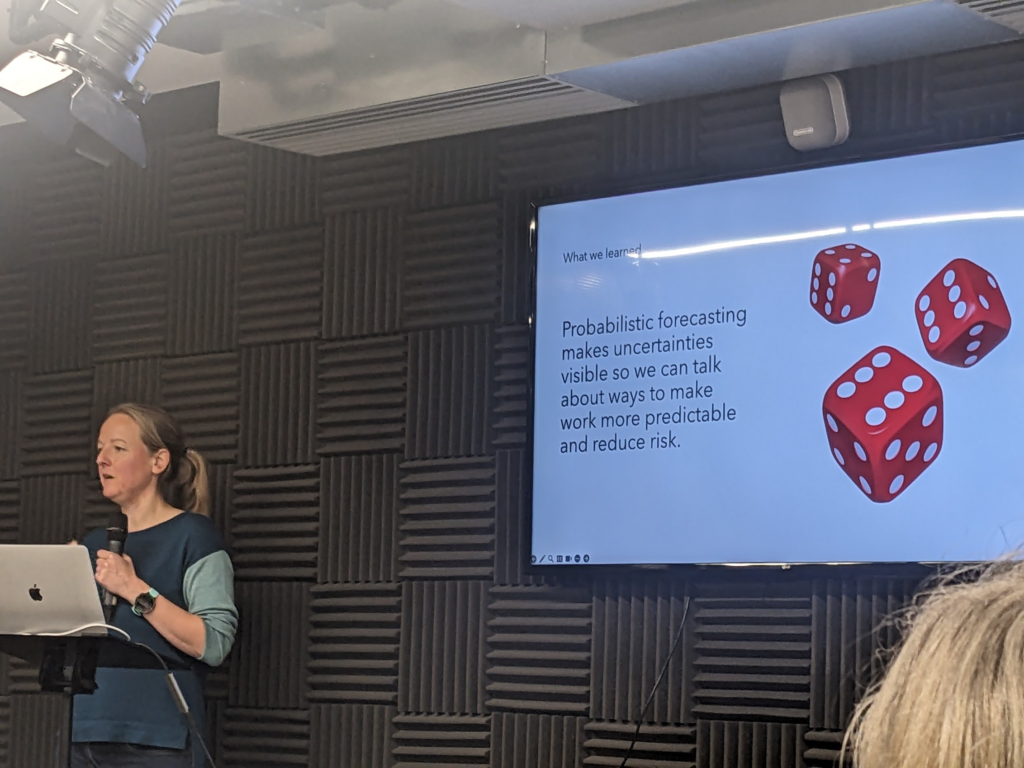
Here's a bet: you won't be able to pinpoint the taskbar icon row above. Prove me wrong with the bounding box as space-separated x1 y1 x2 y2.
533 554 590 565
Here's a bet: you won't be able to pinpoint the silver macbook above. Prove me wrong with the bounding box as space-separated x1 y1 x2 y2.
0 544 106 636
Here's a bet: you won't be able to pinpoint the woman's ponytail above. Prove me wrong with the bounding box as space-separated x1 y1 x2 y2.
181 447 211 517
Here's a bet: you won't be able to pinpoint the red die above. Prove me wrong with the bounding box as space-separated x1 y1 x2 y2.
809 244 881 324
914 258 1011 368
822 346 943 503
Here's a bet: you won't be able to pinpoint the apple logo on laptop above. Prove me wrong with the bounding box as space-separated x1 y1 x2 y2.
29 584 42 602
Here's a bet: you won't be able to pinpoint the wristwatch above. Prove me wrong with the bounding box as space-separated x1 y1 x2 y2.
131 587 159 617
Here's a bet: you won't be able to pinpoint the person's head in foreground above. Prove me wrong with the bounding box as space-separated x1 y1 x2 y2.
844 559 1024 768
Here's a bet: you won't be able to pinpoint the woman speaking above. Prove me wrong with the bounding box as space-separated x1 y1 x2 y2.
70 404 238 768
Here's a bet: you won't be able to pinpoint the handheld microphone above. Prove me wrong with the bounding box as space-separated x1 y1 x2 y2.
102 510 128 622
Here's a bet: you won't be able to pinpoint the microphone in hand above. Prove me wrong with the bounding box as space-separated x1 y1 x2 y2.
102 510 128 622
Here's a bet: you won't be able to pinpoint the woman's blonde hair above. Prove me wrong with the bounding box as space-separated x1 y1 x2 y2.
107 403 210 516
843 560 1024 768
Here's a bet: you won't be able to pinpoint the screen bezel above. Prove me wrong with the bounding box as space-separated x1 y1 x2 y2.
523 129 1024 576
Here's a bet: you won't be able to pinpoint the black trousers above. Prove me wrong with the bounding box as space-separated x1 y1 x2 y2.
69 742 192 768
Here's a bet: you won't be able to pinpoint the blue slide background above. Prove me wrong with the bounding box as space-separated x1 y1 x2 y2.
532 139 1024 565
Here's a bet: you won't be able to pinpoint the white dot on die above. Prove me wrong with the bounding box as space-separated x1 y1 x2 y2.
970 324 984 336
928 326 941 343
988 275 998 289
919 295 930 312
943 269 956 287
825 302 833 315
845 245 855 250
813 277 819 290
922 405 938 427
866 407 886 427
902 375 923 393
827 414 839 432
860 476 872 494
834 448 845 466
824 251 834 256
812 292 818 304
815 263 821 275
948 285 961 302
889 475 905 495
905 441 920 461
829 272 836 286
861 251 872 258
867 267 878 282
840 257 851 264
954 301 967 319
837 382 856 398
885 440 901 460
979 294 990 310
872 352 891 367
884 391 905 409
841 305 851 318
855 367 874 383
965 355 978 366
854 442 867 461
827 287 834 301
924 310 935 327
967 340 981 352
924 442 939 462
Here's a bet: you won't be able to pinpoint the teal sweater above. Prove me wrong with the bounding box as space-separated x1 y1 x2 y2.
73 512 237 760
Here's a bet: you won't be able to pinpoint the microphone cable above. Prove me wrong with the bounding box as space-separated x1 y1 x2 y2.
618 595 691 768
43 625 219 768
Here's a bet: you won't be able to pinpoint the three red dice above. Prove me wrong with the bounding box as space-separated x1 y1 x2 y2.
914 258 1011 368
823 346 943 503
809 244 881 324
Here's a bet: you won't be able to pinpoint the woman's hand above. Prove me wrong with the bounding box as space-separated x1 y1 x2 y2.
95 550 147 602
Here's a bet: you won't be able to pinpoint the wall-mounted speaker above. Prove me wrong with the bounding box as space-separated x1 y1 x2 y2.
780 74 850 152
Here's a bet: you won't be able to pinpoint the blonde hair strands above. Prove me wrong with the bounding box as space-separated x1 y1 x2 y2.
107 403 211 517
844 561 1024 768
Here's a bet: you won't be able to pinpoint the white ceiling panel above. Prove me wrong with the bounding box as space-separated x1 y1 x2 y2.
442 0 704 29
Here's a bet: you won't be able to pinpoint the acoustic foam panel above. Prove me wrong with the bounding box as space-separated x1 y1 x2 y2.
319 454 400 583
167 234 240 355
0 481 17 544
21 371 92 476
92 254 168 362
308 582 402 704
30 259 91 373
398 456 496 580
28 154 102 260
492 713 585 768
691 590 813 722
406 324 492 458
319 146 411 214
411 133 497 211
0 273 30 371
0 372 20 478
399 580 488 714
247 145 319 233
231 465 319 581
317 335 407 455
591 578 692 724
239 342 316 466
486 585 593 715
401 203 502 329
238 226 324 344
167 130 249 237
322 209 401 339
101 148 169 257
161 352 241 463
309 704 395 768
229 581 311 708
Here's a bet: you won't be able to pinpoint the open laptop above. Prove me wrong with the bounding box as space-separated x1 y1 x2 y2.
0 544 107 636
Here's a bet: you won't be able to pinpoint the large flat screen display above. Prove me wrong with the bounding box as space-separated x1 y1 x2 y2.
531 139 1024 566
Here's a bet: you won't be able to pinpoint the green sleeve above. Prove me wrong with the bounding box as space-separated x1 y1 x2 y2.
183 550 239 667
